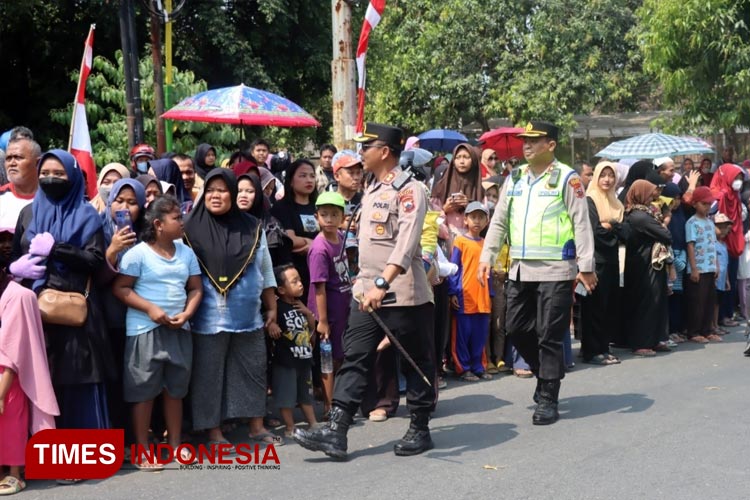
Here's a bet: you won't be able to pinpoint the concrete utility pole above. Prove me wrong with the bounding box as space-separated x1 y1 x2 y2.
331 0 357 150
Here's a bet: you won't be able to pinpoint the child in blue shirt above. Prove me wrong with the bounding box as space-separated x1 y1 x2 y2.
684 188 717 344
113 196 203 468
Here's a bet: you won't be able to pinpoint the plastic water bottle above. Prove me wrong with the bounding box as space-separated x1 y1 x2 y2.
320 339 333 374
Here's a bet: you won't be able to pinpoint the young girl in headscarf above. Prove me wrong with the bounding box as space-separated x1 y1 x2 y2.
580 162 627 365
431 143 484 239
480 148 498 179
9 149 113 433
99 179 147 442
149 158 192 214
622 180 672 356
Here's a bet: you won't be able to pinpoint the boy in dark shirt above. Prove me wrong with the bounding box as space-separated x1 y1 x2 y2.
271 264 318 437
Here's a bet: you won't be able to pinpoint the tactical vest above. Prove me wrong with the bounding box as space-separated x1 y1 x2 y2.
506 162 576 260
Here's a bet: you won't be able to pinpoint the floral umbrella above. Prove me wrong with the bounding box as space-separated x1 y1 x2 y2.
162 84 320 127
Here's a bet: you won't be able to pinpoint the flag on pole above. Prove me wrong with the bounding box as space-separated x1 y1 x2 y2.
69 24 98 200
355 0 386 134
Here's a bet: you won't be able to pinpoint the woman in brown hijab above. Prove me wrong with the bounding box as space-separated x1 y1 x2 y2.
430 143 484 237
622 180 672 356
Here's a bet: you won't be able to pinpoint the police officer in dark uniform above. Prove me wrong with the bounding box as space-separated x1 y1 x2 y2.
294 123 436 459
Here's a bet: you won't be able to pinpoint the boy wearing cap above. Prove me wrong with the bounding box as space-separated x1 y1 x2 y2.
684 186 718 343
448 202 492 381
307 192 353 410
478 120 596 425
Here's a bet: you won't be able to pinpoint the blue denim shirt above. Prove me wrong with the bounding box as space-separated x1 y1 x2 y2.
191 233 276 334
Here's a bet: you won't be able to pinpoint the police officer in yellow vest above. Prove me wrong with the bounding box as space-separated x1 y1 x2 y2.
478 121 597 425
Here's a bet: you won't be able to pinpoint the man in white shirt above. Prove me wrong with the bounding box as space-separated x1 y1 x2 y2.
0 136 41 229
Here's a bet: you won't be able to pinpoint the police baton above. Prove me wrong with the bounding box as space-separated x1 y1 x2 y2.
355 293 432 388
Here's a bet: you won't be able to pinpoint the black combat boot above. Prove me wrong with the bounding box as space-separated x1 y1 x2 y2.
393 412 434 456
532 379 560 425
533 378 542 404
293 406 353 460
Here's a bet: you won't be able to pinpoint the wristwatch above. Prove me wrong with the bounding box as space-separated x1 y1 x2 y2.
374 277 390 290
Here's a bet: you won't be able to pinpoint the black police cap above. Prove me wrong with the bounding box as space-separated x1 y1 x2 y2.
517 121 559 142
353 122 405 150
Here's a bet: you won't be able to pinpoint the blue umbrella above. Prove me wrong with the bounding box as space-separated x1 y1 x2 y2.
417 129 468 152
596 133 714 159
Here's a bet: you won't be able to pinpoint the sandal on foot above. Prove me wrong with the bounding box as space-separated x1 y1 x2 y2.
461 372 480 382
605 354 621 364
689 335 709 344
134 459 165 472
513 368 533 378
368 409 388 422
653 342 672 352
478 372 494 380
633 349 656 357
706 334 723 342
0 476 26 495
249 431 284 446
585 354 618 365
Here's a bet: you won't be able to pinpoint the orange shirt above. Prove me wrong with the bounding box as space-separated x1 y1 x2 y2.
447 234 492 314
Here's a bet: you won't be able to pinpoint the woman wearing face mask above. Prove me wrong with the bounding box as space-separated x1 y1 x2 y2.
90 163 130 214
710 163 745 327
9 149 114 434
621 180 672 356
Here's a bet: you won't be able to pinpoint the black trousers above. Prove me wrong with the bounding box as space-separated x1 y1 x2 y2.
505 279 573 381
333 302 437 416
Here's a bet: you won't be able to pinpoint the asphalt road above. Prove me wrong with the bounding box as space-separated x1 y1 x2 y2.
24 328 750 500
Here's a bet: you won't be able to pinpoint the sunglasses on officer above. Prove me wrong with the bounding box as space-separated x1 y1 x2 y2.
360 142 391 152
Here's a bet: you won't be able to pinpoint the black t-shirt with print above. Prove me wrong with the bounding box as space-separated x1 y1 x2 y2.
271 198 319 302
274 299 314 368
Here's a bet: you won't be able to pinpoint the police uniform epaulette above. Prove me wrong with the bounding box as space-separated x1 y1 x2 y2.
383 168 413 192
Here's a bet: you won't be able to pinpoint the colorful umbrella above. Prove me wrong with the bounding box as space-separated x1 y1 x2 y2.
595 133 714 159
161 84 320 127
478 127 525 161
417 129 468 152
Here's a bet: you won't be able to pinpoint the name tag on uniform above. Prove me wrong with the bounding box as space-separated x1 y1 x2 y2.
373 202 390 209
537 189 560 197
511 188 524 196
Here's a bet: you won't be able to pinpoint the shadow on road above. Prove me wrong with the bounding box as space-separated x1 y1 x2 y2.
557 393 654 419
423 422 518 461
433 394 512 418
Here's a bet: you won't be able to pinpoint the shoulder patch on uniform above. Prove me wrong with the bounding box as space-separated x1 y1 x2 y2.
383 172 396 185
400 195 415 213
398 187 414 200
569 177 585 198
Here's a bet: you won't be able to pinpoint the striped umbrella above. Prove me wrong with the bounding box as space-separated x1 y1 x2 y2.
595 133 714 159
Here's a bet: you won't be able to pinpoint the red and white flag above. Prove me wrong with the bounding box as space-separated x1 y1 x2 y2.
355 0 386 134
69 24 97 200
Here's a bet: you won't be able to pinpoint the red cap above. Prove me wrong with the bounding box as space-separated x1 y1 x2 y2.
692 186 715 204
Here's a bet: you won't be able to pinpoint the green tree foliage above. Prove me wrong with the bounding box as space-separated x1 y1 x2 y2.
51 51 240 167
364 0 649 134
638 0 750 136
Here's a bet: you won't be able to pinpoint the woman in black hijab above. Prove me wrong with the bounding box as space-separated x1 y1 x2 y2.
618 160 654 204
183 168 282 445
193 143 217 180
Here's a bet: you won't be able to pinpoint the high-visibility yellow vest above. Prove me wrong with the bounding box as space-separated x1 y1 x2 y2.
506 162 577 260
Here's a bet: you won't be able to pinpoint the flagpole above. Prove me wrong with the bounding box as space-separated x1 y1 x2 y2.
68 24 95 151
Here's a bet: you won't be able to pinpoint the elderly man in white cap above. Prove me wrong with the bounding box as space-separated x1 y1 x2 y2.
654 156 677 183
